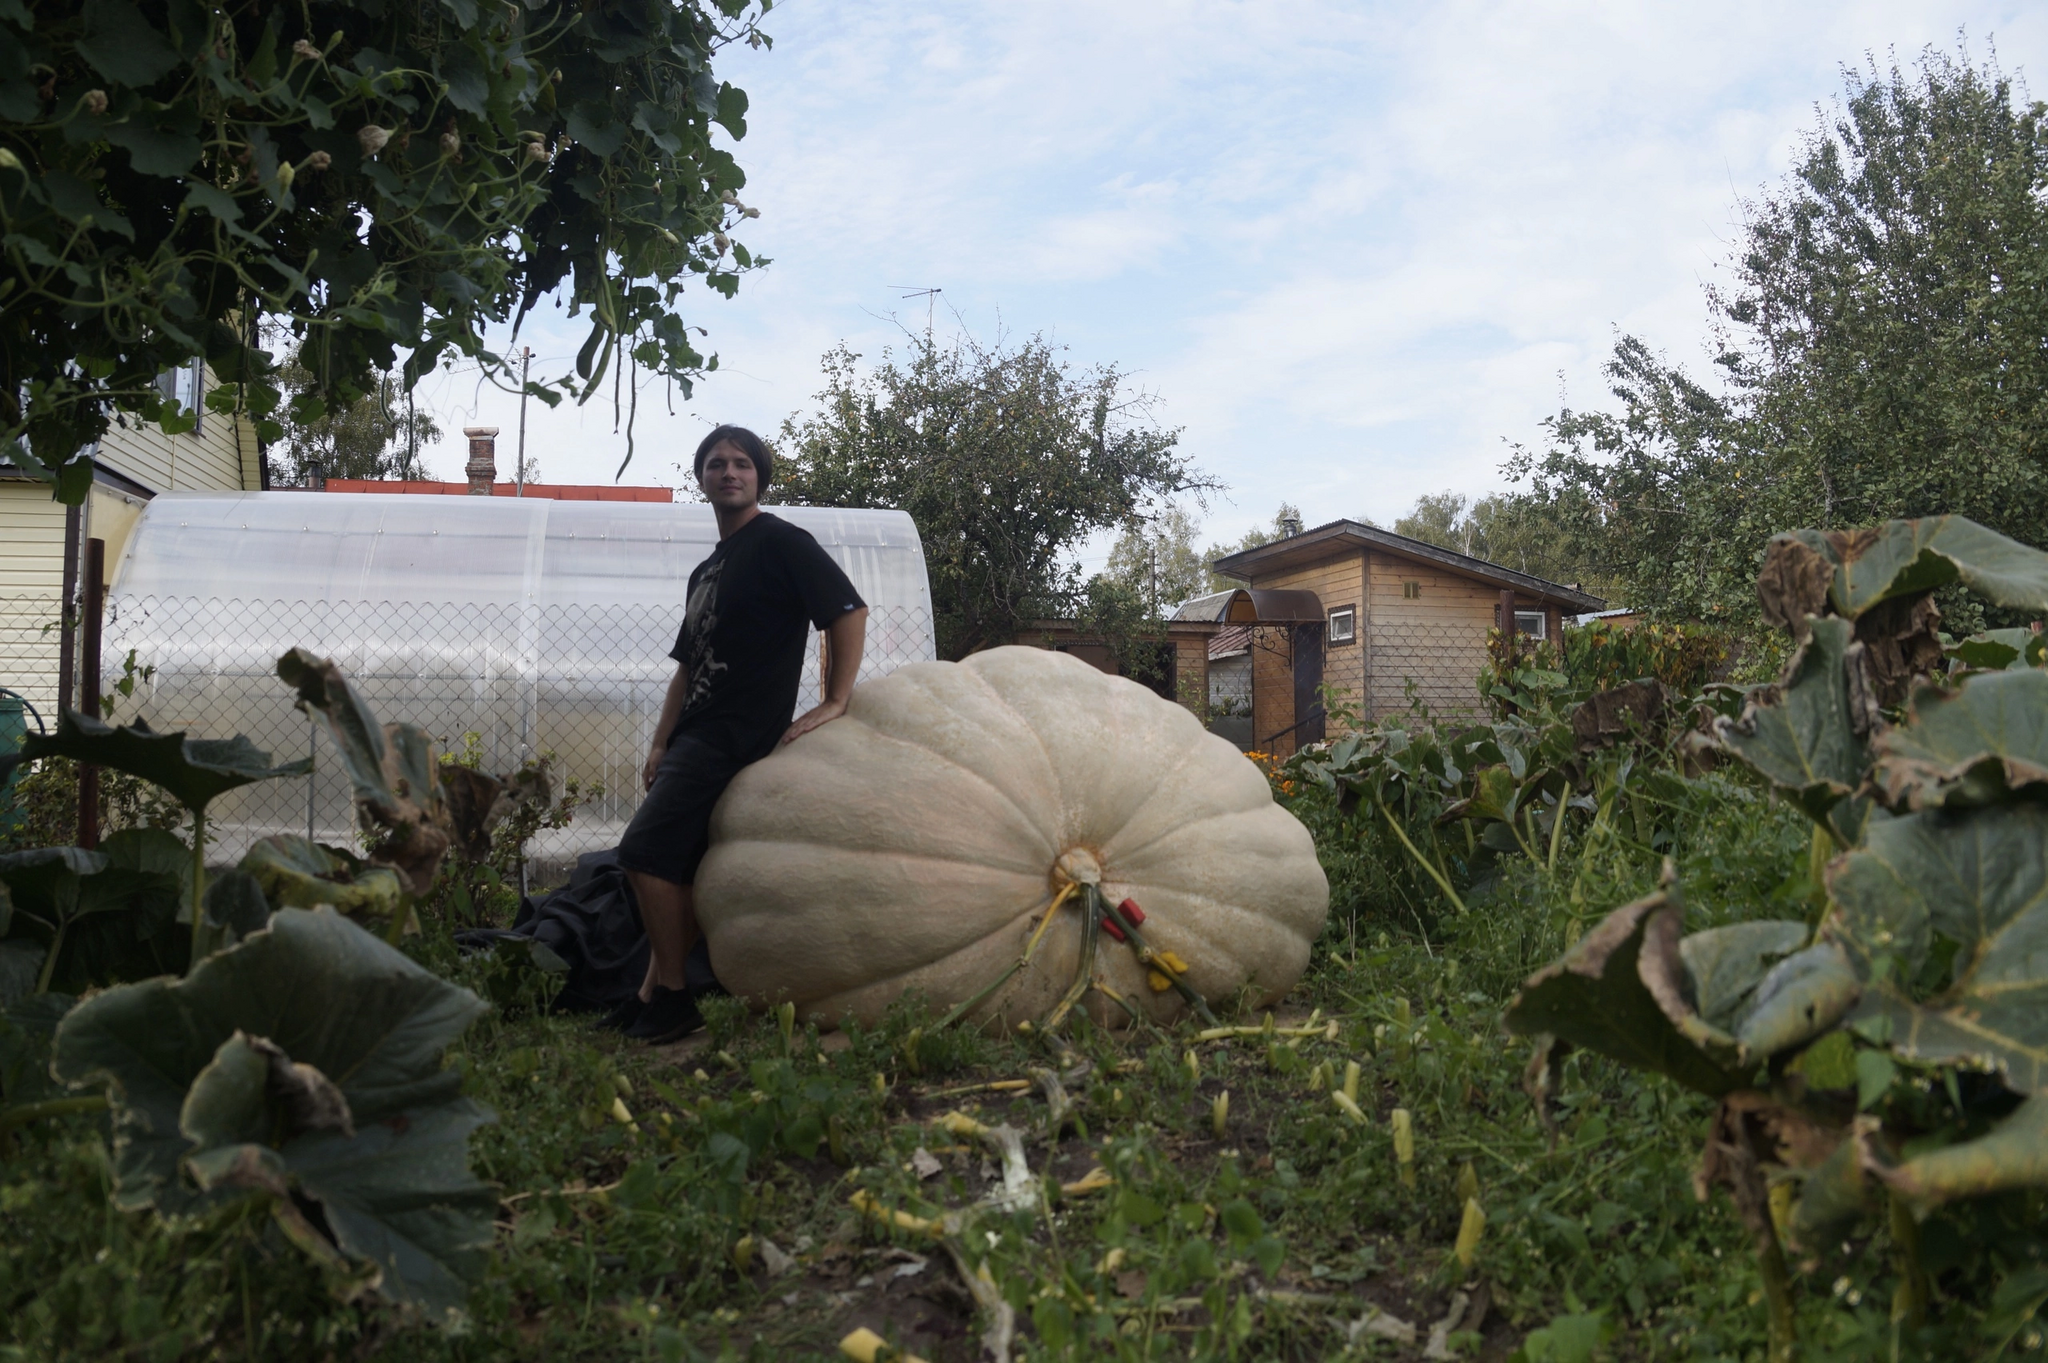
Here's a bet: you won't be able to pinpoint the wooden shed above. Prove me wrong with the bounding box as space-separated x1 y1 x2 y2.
1009 618 1222 716
1191 520 1604 756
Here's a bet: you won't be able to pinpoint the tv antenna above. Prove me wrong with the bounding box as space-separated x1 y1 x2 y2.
889 286 941 337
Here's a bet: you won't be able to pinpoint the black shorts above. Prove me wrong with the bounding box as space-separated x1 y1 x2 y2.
614 734 749 887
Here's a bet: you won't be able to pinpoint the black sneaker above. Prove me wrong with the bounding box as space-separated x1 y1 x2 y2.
624 986 704 1044
595 993 645 1032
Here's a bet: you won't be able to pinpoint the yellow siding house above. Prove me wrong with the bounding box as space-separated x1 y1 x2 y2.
1 363 263 717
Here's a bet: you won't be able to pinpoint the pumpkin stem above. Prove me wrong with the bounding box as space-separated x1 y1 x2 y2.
1041 889 1102 1032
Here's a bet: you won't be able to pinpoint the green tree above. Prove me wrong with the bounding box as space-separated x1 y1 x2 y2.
0 0 770 502
775 335 1209 660
1510 48 2048 627
1202 503 1301 591
269 349 442 485
1392 489 1596 586
1102 503 1209 615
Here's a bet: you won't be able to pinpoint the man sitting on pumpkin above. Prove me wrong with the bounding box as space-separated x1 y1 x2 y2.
606 424 868 1044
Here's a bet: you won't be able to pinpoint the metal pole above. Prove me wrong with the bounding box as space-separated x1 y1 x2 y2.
57 502 79 715
515 346 531 496
77 538 105 849
307 717 317 843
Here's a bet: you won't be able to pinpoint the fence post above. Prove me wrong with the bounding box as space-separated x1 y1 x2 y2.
307 716 317 843
77 537 105 849
57 503 80 718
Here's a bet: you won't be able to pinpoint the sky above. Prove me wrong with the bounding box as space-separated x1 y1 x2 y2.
409 0 2048 573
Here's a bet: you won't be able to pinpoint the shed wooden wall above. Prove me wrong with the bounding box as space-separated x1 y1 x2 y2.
1239 545 1511 731
1365 556 1495 721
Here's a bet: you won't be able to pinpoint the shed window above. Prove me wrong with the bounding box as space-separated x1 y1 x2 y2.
1327 606 1355 643
1400 581 1421 599
1514 610 1547 639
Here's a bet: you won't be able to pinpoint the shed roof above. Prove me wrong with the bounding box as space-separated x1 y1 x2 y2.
1210 519 1606 614
1170 588 1326 624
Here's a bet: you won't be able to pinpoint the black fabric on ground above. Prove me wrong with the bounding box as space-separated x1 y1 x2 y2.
455 848 723 1014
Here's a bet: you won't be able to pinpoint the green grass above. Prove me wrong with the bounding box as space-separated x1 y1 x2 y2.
2 772 2041 1361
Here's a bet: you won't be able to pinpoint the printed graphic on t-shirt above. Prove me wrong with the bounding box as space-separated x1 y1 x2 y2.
678 556 727 715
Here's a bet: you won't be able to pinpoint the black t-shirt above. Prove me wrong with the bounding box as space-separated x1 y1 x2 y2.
667 512 866 760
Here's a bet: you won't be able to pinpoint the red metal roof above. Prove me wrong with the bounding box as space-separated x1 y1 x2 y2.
319 479 673 502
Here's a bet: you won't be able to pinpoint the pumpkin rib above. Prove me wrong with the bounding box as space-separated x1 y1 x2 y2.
1099 783 1302 869
974 650 1187 843
799 927 1046 1029
960 650 1079 852
803 712 1062 862
699 851 1050 998
1102 882 1301 982
1083 728 1251 850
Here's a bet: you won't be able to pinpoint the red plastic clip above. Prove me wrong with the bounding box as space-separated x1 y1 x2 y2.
1100 898 1147 942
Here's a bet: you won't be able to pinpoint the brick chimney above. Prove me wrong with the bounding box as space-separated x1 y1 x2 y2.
463 426 500 495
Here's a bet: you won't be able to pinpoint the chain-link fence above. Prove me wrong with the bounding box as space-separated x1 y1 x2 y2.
96 595 934 879
0 593 65 723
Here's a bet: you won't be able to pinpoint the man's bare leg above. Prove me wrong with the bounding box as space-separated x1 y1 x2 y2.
628 870 698 1000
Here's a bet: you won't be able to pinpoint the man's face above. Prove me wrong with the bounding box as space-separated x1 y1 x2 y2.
698 440 760 510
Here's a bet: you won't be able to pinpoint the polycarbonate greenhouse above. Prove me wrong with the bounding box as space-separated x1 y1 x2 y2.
104 492 935 873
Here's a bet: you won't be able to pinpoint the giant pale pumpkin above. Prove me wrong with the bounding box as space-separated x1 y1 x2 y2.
693 646 1329 1029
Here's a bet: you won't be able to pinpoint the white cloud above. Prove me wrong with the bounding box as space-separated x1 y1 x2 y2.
407 0 2048 548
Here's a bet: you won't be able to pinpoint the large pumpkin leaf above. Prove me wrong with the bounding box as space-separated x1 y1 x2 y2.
1731 941 1862 1059
1944 628 2045 673
0 939 40 1010
1 833 190 998
1677 921 1810 1032
1505 885 1753 1096
1784 517 2048 620
240 836 404 925
0 993 75 1106
22 709 310 815
199 871 273 946
1870 1095 2048 1210
275 1096 498 1315
1829 803 2048 1095
277 650 451 893
57 828 190 994
51 906 493 1302
1715 617 1867 828
1871 668 2048 810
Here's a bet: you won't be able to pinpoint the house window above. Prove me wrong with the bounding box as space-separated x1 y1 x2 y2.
1400 581 1421 599
1327 606 1355 644
157 359 204 435
1514 610 1547 639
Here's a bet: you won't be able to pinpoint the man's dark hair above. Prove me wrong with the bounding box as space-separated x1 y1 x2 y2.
692 424 774 489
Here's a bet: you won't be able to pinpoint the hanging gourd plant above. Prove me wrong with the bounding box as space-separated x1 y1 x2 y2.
694 646 1329 1030
1505 515 2048 1363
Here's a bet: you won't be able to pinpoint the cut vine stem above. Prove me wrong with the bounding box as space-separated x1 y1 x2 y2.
1040 892 1099 1032
931 883 1078 1033
1379 804 1469 915
0 1093 108 1136
1756 1226 1797 1363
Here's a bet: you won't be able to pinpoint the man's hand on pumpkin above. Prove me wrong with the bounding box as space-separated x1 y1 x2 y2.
782 697 849 745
